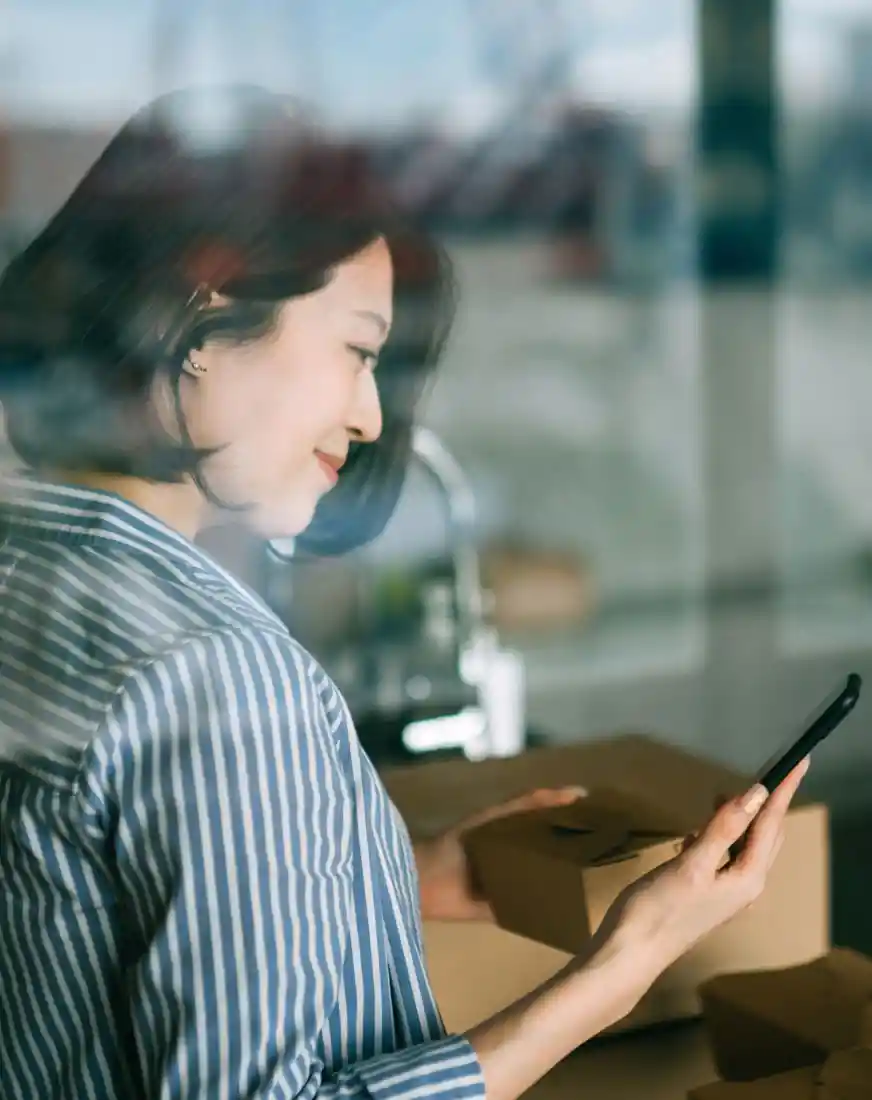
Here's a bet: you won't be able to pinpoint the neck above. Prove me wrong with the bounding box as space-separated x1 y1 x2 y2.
48 471 209 541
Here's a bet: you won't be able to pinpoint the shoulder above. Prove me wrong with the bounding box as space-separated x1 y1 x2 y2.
0 526 351 782
112 625 337 735
80 625 352 818
75 542 284 649
0 533 284 692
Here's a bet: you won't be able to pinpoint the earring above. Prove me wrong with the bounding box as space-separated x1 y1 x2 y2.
185 357 207 376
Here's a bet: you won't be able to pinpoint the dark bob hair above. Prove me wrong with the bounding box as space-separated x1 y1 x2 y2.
0 85 456 555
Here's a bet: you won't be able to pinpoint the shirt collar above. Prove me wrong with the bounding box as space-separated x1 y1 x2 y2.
0 471 275 619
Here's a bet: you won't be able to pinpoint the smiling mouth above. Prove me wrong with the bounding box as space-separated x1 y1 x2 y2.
315 451 344 482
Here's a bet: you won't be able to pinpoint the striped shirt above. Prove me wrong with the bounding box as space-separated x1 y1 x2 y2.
0 475 486 1100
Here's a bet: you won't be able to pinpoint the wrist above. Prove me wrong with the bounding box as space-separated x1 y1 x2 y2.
568 928 661 1019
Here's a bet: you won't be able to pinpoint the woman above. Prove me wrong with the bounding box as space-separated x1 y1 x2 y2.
0 86 806 1100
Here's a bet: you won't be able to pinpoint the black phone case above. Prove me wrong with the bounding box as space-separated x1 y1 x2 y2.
729 672 862 863
758 672 862 792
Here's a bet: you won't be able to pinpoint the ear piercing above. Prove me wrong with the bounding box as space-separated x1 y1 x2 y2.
186 357 208 376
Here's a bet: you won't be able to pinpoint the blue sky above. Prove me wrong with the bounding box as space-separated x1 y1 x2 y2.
1 0 868 131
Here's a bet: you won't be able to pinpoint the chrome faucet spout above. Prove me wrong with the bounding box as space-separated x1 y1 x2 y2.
410 426 486 652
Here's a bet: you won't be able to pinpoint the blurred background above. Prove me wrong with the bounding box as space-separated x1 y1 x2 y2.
2 0 872 947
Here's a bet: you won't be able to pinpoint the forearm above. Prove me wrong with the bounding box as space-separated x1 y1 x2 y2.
413 839 441 920
464 935 658 1100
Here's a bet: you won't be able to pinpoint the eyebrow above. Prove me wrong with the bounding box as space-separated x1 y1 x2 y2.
353 309 390 336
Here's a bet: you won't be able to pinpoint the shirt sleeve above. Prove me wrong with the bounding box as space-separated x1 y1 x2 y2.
86 627 485 1100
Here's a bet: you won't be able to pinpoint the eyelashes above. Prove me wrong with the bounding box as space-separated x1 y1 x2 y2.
348 345 379 371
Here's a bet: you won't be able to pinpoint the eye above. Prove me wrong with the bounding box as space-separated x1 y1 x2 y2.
348 344 379 372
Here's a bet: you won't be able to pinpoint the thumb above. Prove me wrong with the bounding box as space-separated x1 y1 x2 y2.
689 784 769 872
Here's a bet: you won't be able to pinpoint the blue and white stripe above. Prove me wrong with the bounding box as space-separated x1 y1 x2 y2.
0 475 485 1100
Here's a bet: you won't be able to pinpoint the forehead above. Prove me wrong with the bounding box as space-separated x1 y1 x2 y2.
322 237 394 323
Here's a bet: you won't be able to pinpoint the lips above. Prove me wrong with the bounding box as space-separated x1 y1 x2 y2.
314 451 345 474
315 451 345 485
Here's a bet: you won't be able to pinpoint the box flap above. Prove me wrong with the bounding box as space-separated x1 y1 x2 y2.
466 804 630 868
546 786 685 838
467 786 684 870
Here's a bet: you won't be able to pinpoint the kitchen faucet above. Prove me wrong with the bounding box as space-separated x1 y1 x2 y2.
266 426 526 760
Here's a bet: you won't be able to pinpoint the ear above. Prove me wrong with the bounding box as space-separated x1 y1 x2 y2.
181 356 208 378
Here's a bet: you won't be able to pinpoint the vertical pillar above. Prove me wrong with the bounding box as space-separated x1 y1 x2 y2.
697 0 782 764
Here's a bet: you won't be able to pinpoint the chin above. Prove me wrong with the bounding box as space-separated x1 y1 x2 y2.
249 490 321 543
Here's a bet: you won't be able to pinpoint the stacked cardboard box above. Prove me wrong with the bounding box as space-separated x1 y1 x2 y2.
689 950 872 1098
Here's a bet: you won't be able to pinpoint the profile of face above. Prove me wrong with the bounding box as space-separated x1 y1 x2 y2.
180 237 392 539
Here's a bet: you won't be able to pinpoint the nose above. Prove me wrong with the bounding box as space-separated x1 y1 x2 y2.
348 368 383 444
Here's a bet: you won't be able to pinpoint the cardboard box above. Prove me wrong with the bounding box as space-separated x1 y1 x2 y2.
382 735 829 1035
462 786 688 955
699 950 872 1082
688 1050 872 1100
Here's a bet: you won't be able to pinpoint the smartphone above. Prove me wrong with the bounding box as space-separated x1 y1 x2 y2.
728 672 862 863
754 672 862 793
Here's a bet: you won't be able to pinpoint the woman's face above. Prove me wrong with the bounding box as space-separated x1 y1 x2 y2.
183 237 392 538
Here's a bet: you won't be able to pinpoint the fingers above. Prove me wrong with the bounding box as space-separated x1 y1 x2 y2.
688 786 769 872
680 832 697 855
459 785 587 831
688 758 808 876
731 758 808 875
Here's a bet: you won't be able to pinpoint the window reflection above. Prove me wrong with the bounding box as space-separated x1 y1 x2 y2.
778 0 872 655
0 2 704 713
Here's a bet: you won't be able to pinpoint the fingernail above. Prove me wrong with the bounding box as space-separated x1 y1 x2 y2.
742 784 768 815
565 786 587 799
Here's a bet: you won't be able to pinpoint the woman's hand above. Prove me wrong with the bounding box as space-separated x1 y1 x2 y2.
458 759 808 1100
415 785 586 922
591 757 809 981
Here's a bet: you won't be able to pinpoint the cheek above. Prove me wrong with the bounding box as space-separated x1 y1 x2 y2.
248 359 354 463
191 331 355 470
